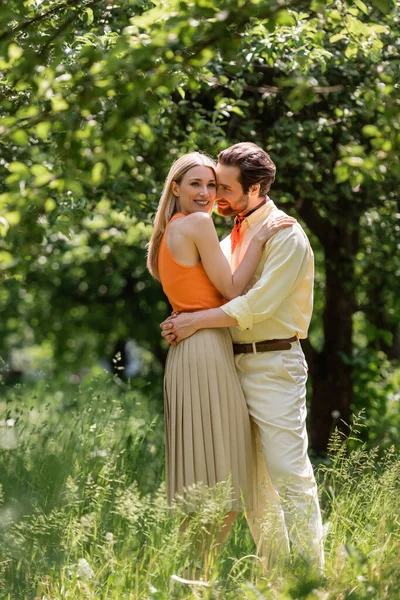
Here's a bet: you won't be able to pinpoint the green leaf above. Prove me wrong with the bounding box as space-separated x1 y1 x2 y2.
8 162 30 176
362 125 381 137
354 0 369 14
368 24 388 33
230 106 245 117
36 121 51 139
31 165 54 186
65 179 84 195
107 155 125 175
45 199 56 213
275 10 296 26
370 0 391 13
11 129 29 146
0 251 14 263
139 123 154 141
51 96 69 112
334 164 350 183
16 106 39 119
3 211 20 226
330 33 346 43
8 43 23 61
345 45 358 59
92 162 106 185
344 156 365 167
85 7 94 25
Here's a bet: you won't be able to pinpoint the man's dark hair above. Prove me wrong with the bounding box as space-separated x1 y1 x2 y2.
218 142 276 196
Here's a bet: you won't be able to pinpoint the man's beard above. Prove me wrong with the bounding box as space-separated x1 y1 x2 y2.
217 193 250 217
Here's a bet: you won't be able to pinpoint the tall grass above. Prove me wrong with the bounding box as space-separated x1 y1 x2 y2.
0 371 399 599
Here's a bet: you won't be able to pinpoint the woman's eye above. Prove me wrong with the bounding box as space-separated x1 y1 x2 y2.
208 183 216 188
191 182 199 186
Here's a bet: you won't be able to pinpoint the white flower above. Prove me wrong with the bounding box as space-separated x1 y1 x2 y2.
6 419 15 427
77 558 94 580
105 532 114 543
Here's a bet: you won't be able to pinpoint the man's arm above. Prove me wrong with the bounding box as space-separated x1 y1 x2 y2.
221 224 312 331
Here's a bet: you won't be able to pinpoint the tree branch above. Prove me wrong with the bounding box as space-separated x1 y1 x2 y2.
180 0 317 63
37 3 96 61
207 77 344 96
0 0 90 42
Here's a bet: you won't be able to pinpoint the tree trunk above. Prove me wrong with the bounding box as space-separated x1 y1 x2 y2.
298 197 359 453
308 250 355 452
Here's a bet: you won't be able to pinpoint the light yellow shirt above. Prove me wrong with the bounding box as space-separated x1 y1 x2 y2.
220 200 314 342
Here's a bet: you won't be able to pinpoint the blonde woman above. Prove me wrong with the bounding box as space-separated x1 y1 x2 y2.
147 152 294 560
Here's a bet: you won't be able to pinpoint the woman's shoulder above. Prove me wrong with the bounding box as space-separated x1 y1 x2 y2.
172 211 213 232
184 211 212 222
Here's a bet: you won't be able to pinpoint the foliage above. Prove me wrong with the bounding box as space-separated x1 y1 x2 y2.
1 0 399 449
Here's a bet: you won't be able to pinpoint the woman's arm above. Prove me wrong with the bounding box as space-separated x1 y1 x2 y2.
184 212 295 300
161 308 236 345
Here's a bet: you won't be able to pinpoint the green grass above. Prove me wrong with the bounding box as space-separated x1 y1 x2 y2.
0 371 399 599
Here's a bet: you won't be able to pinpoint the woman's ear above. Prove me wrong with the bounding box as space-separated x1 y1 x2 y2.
171 181 180 197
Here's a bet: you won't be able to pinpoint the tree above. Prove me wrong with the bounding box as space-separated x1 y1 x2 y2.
1 0 398 450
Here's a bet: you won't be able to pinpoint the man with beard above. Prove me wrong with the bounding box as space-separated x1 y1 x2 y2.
161 142 324 573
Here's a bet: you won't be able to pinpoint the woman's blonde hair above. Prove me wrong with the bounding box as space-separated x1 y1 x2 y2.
147 152 216 280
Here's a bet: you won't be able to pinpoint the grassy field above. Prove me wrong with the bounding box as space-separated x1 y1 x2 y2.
0 369 399 599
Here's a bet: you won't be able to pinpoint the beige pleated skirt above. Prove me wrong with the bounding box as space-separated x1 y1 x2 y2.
164 328 255 512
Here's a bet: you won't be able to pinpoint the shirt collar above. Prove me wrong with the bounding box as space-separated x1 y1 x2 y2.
244 197 275 228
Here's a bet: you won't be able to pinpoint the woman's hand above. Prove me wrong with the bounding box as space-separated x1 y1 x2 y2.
254 214 296 245
160 312 198 346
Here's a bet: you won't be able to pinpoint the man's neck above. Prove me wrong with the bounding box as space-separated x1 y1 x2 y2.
238 196 270 218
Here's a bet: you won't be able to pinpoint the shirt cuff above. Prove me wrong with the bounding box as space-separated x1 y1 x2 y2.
221 296 253 331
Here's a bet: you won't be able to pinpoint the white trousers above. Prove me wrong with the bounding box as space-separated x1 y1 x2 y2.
235 340 325 571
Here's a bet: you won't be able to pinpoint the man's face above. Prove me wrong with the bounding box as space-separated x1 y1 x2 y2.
215 163 250 217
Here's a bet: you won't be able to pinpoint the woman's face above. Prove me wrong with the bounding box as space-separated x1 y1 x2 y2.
172 166 216 215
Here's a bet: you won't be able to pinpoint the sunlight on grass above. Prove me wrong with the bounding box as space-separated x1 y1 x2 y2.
0 373 399 599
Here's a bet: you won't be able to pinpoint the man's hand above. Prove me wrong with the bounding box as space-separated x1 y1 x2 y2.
160 312 198 346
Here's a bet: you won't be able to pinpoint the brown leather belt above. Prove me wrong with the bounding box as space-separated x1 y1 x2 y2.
233 336 298 355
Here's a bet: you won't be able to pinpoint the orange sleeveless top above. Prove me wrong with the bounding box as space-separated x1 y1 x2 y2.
158 213 225 312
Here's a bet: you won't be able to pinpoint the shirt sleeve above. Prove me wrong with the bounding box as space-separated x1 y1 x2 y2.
220 225 312 331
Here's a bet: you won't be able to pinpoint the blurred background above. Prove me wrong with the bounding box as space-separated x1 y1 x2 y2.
0 1 400 598
1 0 399 452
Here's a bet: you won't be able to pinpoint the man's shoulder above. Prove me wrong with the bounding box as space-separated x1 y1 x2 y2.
268 205 310 242
263 210 312 255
